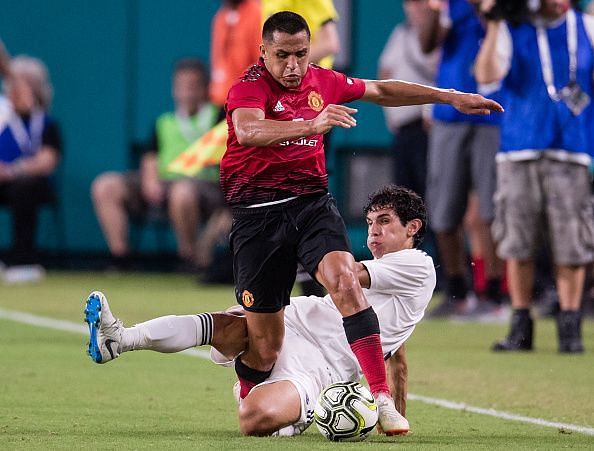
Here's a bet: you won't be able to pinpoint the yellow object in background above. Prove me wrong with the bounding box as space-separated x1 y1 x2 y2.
262 0 339 69
168 120 228 176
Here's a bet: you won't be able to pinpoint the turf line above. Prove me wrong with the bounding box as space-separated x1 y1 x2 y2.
1 306 593 436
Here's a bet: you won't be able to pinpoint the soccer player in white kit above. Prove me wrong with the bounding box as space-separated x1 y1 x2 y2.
85 185 436 436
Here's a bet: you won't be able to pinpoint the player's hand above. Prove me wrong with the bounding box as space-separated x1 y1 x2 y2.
312 104 358 134
450 91 504 115
426 0 445 12
479 0 497 14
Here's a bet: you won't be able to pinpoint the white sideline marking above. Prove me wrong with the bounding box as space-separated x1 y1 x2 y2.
407 394 594 436
1 307 593 436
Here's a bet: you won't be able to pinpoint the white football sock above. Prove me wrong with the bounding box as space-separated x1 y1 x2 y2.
120 313 213 353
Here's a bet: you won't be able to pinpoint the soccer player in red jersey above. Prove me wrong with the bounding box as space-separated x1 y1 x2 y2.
222 11 503 435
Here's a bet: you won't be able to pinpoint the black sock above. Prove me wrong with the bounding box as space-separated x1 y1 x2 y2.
446 275 467 302
486 278 502 304
513 308 530 318
342 306 380 343
234 357 272 384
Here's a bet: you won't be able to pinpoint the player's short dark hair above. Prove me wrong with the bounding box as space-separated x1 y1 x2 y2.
174 58 209 86
364 184 427 248
262 11 311 42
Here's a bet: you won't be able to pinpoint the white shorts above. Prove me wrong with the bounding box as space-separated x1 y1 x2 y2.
256 326 341 429
210 326 341 430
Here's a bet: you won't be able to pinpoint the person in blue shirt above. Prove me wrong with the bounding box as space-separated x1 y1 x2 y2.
0 55 61 266
476 0 592 353
419 0 505 319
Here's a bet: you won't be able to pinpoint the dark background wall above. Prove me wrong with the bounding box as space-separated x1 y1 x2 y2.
0 0 404 254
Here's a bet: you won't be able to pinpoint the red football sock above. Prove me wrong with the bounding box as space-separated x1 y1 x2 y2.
472 256 486 295
500 261 509 295
238 376 257 399
234 358 272 399
350 334 390 396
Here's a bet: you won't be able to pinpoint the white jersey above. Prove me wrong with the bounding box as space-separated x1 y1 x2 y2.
210 248 435 429
283 248 436 382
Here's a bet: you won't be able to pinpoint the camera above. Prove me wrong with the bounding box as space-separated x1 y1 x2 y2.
483 0 582 26
483 0 530 25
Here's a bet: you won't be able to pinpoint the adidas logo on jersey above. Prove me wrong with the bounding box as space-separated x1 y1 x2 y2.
273 100 285 112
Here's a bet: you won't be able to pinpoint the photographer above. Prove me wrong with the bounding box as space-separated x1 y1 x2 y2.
475 0 594 353
418 0 505 319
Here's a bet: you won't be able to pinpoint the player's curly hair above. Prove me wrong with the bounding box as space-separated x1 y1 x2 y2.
263 11 311 42
363 184 427 248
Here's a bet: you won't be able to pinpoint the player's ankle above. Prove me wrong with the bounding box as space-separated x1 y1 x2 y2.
373 389 392 398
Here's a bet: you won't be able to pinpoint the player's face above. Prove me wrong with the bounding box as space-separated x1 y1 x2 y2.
261 30 310 89
366 208 412 259
7 75 36 114
173 69 206 115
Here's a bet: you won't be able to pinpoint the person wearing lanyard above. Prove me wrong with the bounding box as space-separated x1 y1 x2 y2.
91 59 222 271
475 0 594 353
0 55 61 267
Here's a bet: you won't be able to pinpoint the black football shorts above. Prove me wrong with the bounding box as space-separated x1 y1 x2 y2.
230 193 351 313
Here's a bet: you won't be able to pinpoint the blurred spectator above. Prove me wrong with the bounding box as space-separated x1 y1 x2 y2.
476 0 593 353
262 0 340 68
0 55 61 268
379 0 439 200
378 0 442 291
419 0 504 318
0 40 10 77
210 0 262 107
91 59 225 271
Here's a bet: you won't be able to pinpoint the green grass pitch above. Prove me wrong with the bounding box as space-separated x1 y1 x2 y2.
0 272 593 449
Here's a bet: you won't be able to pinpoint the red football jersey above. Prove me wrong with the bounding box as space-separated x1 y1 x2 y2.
221 59 366 206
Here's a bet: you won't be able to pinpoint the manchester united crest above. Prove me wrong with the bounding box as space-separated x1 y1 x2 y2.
241 290 255 308
308 91 324 112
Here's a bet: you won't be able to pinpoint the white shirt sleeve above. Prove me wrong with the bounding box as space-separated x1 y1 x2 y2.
362 250 435 298
439 2 452 30
497 23 513 77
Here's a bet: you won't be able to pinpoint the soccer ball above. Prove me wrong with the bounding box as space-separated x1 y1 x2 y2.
314 381 378 442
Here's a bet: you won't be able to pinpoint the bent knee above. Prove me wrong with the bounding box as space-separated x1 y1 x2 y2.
238 401 277 436
169 180 197 205
91 173 125 201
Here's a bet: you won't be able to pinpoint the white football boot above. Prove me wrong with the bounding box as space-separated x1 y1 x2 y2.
84 291 123 364
271 423 309 437
375 392 410 436
232 380 242 404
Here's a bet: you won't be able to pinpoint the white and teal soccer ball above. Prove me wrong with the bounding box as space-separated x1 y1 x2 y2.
314 381 378 442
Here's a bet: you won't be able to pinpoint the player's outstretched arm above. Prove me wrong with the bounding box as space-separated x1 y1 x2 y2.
386 344 408 417
361 79 504 116
233 105 357 146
